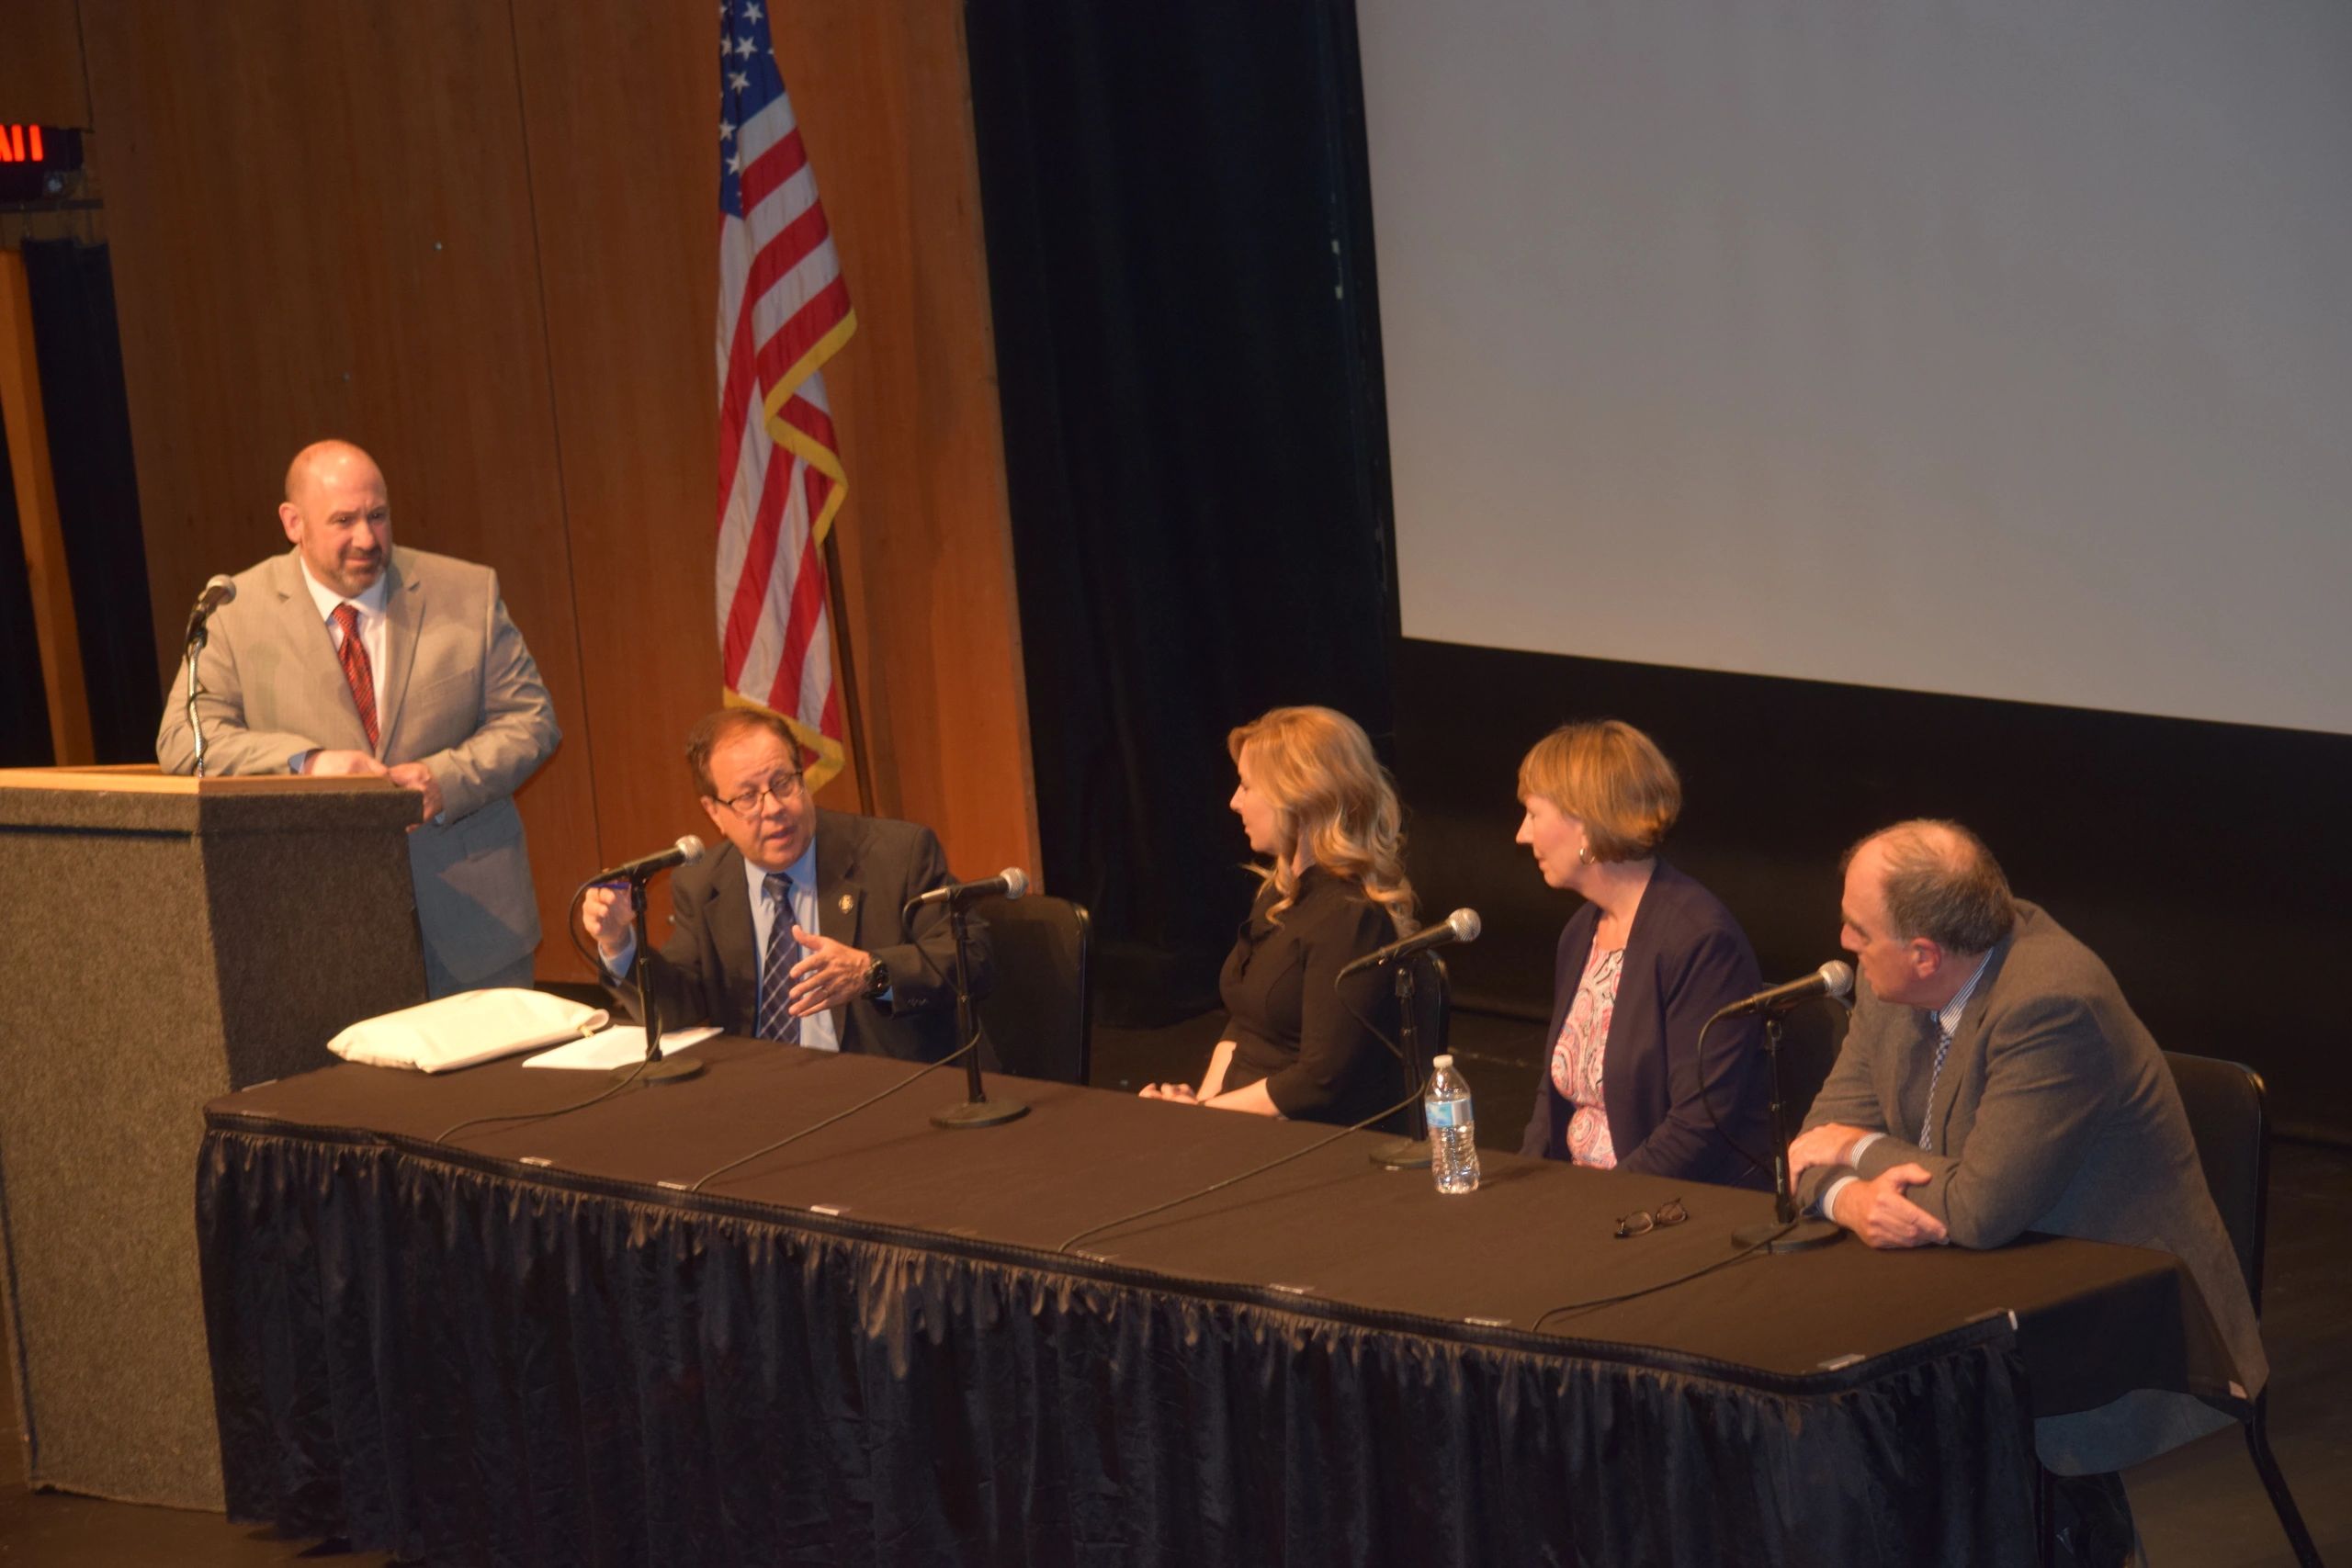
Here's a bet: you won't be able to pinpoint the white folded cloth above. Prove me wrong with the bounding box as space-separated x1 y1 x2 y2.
327 988 610 1074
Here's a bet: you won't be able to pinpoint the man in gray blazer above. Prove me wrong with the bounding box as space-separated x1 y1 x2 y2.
157 440 560 996
1791 819 2265 1562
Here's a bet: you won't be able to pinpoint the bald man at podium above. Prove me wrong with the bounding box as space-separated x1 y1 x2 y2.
158 439 560 996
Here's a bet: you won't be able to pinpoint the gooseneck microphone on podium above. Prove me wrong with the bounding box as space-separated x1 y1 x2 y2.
606 836 708 1086
1725 961 1854 1253
913 869 1032 1130
1364 909 1482 1170
181 574 236 778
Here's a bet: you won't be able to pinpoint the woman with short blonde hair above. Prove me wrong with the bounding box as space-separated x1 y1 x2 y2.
1513 719 1773 1185
1141 706 1416 1126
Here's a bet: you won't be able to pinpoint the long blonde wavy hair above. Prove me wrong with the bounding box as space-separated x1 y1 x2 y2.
1229 705 1417 933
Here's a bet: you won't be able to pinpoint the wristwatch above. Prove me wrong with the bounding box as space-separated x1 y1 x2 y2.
863 957 891 998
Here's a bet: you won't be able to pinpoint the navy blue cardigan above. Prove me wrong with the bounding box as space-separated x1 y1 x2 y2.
1517 860 1773 1189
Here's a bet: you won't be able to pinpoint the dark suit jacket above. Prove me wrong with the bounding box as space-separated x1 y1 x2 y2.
1797 900 2267 1472
1219 868 1403 1127
1518 860 1772 1189
607 809 990 1063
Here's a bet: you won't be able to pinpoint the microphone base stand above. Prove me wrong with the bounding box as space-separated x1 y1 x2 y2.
1730 1014 1840 1252
933 900 1027 1129
1370 961 1433 1169
612 874 704 1086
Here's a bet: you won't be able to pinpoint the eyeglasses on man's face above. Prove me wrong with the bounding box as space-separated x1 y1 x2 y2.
718 772 807 817
1613 1196 1689 1239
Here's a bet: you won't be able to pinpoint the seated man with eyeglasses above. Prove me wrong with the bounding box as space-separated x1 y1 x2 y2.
581 707 989 1061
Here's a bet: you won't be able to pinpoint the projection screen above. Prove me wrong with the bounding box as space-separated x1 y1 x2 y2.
1358 1 2352 735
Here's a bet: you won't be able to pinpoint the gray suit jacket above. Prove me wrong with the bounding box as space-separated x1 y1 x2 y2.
605 810 991 1063
157 547 560 994
1798 901 2267 1472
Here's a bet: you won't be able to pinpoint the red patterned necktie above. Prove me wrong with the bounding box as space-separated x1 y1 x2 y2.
332 602 380 750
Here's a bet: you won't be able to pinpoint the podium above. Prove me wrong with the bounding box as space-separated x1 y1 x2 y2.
0 766 428 1508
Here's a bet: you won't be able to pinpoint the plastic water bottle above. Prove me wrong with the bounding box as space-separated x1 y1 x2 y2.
1426 1054 1480 1194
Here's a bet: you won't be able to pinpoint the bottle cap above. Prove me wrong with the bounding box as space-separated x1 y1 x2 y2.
1431 1053 1453 1068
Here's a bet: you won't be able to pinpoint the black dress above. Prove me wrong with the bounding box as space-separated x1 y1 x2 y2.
1219 866 1405 1128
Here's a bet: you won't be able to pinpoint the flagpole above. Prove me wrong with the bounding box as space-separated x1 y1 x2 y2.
822 528 876 816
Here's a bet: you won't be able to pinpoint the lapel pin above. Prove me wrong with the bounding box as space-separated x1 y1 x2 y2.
838 893 854 913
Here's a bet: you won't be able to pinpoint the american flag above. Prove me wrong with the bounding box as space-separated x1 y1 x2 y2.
717 0 855 785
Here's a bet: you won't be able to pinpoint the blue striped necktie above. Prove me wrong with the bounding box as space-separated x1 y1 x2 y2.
1919 1017 1954 1152
755 873 801 1043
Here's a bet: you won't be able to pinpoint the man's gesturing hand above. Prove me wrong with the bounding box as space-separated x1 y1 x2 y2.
786 927 873 1017
580 885 634 964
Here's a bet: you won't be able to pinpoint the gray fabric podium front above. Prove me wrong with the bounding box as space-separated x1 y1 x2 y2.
0 766 429 1508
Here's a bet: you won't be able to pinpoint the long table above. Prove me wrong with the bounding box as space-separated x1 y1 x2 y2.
197 1038 2236 1566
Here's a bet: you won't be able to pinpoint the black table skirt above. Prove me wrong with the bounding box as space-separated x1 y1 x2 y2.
196 1043 2209 1565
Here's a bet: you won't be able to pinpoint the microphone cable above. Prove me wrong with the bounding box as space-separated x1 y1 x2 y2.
1694 1010 1776 1177
1532 1221 1794 1329
684 1032 983 1194
1059 985 1427 1256
435 1056 651 1144
432 874 677 1144
562 872 628 981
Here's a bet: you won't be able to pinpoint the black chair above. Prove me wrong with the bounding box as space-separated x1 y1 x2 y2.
1772 993 1850 1126
1369 952 1450 1149
2036 1053 2324 1568
2161 1053 2323 1567
974 895 1092 1086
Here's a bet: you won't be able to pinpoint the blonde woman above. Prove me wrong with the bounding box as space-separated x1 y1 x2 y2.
1513 720 1773 1187
1141 706 1417 1125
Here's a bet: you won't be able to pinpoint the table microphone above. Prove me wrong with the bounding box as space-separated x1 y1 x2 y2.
593 835 706 884
906 868 1028 912
1337 908 1482 977
1713 961 1854 1018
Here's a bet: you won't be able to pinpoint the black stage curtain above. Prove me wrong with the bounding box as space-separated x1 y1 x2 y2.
200 1127 2041 1567
0 412 54 765
20 239 159 763
967 2 1397 1014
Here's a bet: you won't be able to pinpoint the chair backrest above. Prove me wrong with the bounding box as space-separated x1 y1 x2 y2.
975 895 1092 1086
1775 994 1851 1125
1375 953 1451 1138
1409 951 1451 1065
2162 1051 2268 1313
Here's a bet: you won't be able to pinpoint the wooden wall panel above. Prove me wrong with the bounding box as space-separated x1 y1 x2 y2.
0 0 90 128
763 0 1039 883
57 0 1029 976
505 0 720 947
81 0 599 974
